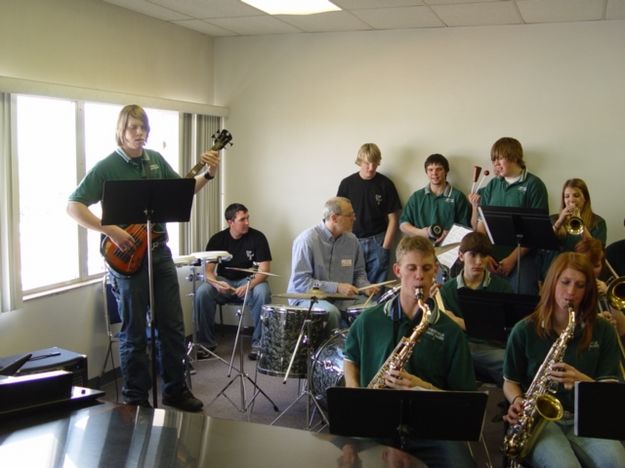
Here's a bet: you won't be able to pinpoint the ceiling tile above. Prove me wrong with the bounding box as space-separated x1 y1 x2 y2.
148 0 262 18
104 0 192 20
333 0 424 8
352 6 444 29
277 11 372 32
170 18 238 36
517 0 605 23
207 15 302 35
432 1 523 26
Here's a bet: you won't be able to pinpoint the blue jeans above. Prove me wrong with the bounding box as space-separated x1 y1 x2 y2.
109 246 187 402
358 233 390 285
502 249 541 296
529 418 625 468
469 341 504 386
389 438 476 468
194 277 271 347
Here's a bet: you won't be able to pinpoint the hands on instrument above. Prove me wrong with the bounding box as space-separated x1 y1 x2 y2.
200 149 220 177
337 283 359 297
504 395 525 425
548 362 592 391
106 225 137 251
383 369 436 391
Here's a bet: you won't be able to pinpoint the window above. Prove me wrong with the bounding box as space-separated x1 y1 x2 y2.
15 96 182 292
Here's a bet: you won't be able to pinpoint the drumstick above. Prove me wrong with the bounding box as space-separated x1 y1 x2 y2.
470 166 482 193
475 170 490 192
362 291 375 307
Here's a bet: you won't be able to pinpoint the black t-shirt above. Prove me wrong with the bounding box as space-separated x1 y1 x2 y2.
205 228 272 281
337 172 402 238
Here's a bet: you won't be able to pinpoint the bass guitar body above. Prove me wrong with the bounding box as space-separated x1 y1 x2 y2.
102 129 233 275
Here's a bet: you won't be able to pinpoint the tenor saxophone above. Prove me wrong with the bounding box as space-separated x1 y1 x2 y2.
368 288 432 389
502 304 576 463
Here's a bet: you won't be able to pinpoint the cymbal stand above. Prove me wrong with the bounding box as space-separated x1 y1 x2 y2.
271 298 329 429
185 258 232 378
208 273 279 415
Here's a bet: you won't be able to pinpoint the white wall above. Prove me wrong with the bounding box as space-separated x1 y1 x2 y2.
0 0 215 376
214 21 625 294
1 0 624 378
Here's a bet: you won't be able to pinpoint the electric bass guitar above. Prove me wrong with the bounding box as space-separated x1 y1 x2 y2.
101 129 233 275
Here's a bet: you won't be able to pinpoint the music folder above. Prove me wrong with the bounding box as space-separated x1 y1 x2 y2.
327 387 487 441
458 289 539 344
101 178 196 226
574 381 625 440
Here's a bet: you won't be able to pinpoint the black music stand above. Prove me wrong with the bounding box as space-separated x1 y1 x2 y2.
479 206 558 293
102 178 196 408
574 381 625 440
458 289 539 344
327 387 487 448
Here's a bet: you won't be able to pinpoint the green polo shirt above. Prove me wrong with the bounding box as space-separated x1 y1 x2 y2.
439 270 513 319
69 148 180 235
400 183 471 231
344 300 476 390
479 169 548 259
503 317 621 412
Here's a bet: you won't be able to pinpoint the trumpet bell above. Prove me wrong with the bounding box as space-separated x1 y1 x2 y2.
565 215 584 236
607 277 625 311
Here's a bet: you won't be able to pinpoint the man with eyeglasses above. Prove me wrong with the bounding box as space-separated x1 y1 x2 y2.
287 197 378 333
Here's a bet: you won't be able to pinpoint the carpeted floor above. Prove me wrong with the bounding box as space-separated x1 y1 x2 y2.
101 326 507 467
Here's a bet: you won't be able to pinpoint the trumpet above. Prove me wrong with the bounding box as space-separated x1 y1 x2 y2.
604 260 625 311
564 207 584 236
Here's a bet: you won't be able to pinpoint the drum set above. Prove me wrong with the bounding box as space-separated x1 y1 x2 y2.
262 280 397 428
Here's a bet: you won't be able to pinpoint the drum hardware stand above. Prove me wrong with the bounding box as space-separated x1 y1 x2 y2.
208 273 279 415
271 299 329 430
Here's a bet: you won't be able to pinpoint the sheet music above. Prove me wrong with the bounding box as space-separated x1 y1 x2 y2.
438 224 473 269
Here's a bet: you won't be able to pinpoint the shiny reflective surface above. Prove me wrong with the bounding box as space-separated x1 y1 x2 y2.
0 402 421 467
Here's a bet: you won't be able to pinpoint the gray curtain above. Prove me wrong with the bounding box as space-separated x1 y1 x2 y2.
180 113 222 255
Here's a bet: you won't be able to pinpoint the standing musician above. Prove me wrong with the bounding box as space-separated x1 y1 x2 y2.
286 197 377 334
344 236 476 468
337 143 402 285
400 153 471 245
503 252 625 467
468 137 548 295
193 203 272 361
67 104 219 411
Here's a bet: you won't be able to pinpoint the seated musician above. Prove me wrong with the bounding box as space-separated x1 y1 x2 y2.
439 232 512 385
286 197 377 333
575 238 625 338
194 203 272 360
344 235 477 468
503 252 625 468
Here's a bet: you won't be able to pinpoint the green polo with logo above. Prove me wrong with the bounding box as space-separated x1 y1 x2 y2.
69 148 180 235
504 317 620 412
344 300 476 390
400 183 471 231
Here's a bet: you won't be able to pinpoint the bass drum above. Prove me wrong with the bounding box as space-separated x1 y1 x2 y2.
311 329 347 410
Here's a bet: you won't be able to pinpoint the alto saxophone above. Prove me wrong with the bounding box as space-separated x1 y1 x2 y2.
368 288 432 389
502 304 576 464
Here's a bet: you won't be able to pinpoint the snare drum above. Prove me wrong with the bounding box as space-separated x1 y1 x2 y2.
345 304 375 324
311 329 347 410
258 305 328 378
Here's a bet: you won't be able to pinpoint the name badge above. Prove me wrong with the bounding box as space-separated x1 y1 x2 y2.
341 258 353 267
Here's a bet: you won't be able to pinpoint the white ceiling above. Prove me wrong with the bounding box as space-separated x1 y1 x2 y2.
103 0 625 37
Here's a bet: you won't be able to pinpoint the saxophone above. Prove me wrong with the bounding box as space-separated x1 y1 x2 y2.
368 288 432 389
502 304 576 464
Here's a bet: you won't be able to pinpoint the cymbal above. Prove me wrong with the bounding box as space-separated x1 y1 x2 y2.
356 279 397 292
435 242 461 256
189 250 233 262
273 289 355 301
225 267 279 277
